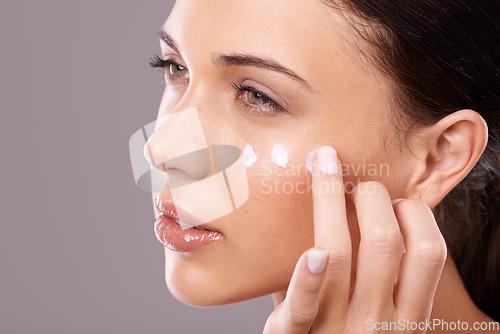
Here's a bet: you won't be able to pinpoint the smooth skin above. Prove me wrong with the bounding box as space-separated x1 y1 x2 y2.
147 0 499 332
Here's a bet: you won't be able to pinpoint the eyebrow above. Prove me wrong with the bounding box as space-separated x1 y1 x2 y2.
212 54 311 90
158 30 179 54
158 30 312 91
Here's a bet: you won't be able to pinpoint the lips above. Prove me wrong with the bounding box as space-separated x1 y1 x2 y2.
153 214 223 252
153 197 223 252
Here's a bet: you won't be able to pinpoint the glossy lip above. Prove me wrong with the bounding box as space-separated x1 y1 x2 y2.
154 196 221 232
154 214 223 252
153 197 224 252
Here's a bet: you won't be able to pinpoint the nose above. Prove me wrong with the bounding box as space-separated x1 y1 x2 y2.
144 107 214 184
129 106 250 226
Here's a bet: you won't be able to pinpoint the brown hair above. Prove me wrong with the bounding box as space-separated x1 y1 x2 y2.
326 0 500 320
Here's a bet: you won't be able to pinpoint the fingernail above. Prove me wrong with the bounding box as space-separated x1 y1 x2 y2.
307 249 328 274
392 198 405 205
318 146 338 175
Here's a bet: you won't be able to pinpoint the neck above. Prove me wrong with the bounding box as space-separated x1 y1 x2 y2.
429 252 499 333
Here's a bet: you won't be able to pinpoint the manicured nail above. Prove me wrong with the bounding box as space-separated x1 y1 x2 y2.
307 249 328 274
317 146 338 175
392 198 405 205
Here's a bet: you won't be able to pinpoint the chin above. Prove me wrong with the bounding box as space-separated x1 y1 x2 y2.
163 253 283 307
165 277 234 307
162 255 235 306
164 272 254 307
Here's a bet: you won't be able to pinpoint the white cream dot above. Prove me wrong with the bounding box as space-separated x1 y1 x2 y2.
271 143 290 168
243 144 257 168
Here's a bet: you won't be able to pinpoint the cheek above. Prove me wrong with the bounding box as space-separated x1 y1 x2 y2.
248 160 315 236
244 149 316 256
231 153 315 287
162 145 316 306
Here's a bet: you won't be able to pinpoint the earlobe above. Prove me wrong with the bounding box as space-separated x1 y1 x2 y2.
408 109 488 209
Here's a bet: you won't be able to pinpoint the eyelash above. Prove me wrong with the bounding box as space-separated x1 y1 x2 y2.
231 82 284 113
149 54 285 113
149 54 176 70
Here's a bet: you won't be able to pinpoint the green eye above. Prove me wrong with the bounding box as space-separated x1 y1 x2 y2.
169 63 187 77
247 90 267 105
231 82 284 113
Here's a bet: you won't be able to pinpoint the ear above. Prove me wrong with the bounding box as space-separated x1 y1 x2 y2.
404 109 488 209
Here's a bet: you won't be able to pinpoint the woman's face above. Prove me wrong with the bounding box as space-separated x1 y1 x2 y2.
150 0 413 306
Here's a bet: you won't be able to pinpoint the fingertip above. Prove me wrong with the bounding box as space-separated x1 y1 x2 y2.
307 248 329 274
317 146 339 175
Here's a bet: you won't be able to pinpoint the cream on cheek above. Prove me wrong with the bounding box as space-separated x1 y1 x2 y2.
271 143 291 169
242 143 318 201
243 144 321 171
243 144 257 168
243 143 293 169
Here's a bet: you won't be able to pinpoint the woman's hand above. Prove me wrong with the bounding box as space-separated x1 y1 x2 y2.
263 146 448 334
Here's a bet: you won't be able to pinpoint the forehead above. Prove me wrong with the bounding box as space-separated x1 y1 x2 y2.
162 0 374 82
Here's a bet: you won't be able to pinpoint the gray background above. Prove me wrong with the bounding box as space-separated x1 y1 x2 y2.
0 1 274 333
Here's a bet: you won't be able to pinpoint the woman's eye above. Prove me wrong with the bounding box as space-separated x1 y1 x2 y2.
149 55 189 80
231 82 284 113
247 90 267 105
169 63 188 78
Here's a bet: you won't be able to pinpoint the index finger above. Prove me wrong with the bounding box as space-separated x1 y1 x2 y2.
310 146 351 327
312 146 349 249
